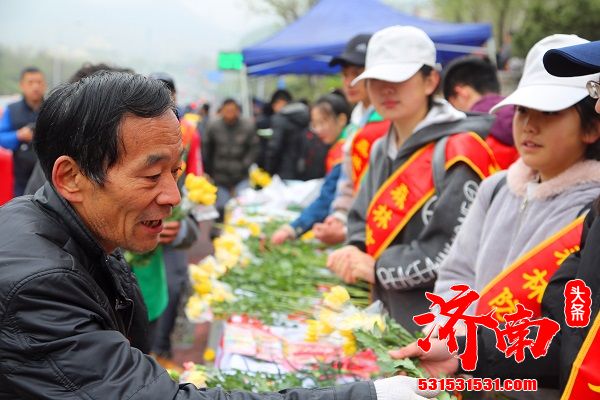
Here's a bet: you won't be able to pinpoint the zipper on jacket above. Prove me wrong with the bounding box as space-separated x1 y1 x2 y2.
512 197 530 245
519 197 529 212
114 297 135 333
105 255 135 334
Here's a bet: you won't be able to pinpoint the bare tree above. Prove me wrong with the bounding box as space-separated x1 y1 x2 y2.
247 0 319 24
431 0 525 49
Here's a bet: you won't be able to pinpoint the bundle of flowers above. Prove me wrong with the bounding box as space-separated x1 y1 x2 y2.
249 165 272 189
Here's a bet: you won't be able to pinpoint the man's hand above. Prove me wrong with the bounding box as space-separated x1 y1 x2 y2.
16 126 34 143
327 246 375 284
158 221 181 244
313 215 346 245
373 375 440 400
389 339 460 378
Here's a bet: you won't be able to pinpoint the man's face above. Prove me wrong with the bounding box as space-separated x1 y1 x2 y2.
221 102 240 125
20 72 46 104
341 64 367 105
76 111 183 254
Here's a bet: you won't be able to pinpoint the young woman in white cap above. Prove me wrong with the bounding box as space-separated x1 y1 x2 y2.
327 25 500 330
540 39 600 399
391 35 600 400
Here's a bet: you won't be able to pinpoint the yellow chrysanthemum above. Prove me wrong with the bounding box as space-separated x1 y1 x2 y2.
203 347 216 362
247 223 261 237
323 286 350 310
319 320 335 335
305 319 320 342
190 256 227 280
236 217 248 226
300 230 314 241
188 189 217 206
211 283 234 303
249 167 272 188
184 174 218 205
340 330 357 356
185 295 208 320
193 279 212 296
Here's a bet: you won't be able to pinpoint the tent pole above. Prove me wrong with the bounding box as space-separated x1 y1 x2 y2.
487 37 498 66
240 65 251 118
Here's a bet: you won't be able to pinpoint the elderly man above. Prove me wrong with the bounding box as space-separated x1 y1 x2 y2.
0 72 437 399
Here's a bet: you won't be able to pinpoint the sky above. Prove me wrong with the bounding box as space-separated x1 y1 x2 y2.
0 0 282 101
0 0 428 103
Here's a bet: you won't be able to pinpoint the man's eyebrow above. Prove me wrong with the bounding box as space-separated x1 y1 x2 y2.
144 153 169 167
144 149 185 168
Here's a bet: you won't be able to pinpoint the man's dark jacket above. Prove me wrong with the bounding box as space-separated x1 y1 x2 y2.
265 102 310 180
0 183 375 399
201 116 258 189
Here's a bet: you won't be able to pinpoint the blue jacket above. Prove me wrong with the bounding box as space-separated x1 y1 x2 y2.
290 163 341 236
0 98 39 196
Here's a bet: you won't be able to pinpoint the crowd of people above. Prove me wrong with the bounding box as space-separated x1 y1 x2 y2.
1 23 600 400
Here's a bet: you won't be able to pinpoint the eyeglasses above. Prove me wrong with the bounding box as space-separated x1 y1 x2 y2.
586 80 600 99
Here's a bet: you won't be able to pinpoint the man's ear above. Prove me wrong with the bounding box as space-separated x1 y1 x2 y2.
453 84 470 99
52 156 87 203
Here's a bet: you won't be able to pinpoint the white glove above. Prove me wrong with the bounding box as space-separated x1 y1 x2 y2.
373 376 440 400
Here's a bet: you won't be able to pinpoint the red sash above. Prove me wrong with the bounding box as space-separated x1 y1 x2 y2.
351 120 391 192
180 119 202 176
486 135 519 170
365 132 499 259
562 312 600 399
326 138 345 174
476 216 585 321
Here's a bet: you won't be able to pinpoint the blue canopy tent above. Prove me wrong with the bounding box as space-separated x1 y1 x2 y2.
242 0 493 75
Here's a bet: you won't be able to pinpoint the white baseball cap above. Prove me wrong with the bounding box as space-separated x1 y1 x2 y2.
491 34 596 113
352 25 436 85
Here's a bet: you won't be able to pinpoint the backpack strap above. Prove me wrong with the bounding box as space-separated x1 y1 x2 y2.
490 175 507 203
432 132 500 195
432 137 449 195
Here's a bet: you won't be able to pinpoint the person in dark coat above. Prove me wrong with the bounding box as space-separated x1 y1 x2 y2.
0 71 437 400
265 89 311 179
202 98 258 212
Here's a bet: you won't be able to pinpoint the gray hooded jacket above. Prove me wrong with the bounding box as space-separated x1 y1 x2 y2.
347 100 494 330
434 158 600 315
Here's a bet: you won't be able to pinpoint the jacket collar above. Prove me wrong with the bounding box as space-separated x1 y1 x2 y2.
507 158 600 199
34 182 107 263
383 110 495 161
34 182 137 302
